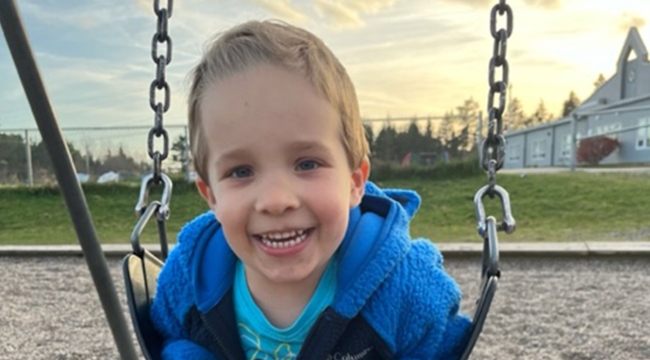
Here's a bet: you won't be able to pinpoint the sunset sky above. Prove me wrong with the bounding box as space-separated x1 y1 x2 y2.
2 0 650 131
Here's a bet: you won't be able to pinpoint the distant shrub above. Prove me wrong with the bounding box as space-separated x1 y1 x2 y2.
369 156 482 181
576 136 619 165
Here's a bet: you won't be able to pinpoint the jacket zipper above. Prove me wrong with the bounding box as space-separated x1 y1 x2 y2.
200 312 239 360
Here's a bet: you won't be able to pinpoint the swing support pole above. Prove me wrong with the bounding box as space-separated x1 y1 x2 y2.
0 1 139 359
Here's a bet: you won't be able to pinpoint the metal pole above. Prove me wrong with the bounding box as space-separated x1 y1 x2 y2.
0 2 138 359
86 145 91 176
570 113 578 172
477 111 483 167
184 125 189 181
24 129 33 186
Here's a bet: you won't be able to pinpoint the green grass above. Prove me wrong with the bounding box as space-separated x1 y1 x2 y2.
378 172 650 242
1 172 649 245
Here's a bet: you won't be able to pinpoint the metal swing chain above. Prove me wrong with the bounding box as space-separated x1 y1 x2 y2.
132 0 174 261
477 0 516 251
462 2 516 359
148 0 173 181
484 0 511 184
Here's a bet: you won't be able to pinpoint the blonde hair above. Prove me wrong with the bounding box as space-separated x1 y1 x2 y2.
188 20 369 182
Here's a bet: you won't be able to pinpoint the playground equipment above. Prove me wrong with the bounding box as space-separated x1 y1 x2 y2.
0 0 515 358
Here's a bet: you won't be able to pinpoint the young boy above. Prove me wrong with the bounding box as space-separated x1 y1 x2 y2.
150 20 471 360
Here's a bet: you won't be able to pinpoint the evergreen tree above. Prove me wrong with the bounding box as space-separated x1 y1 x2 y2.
446 125 470 160
31 140 85 176
438 111 455 145
404 121 422 152
374 125 398 162
456 98 480 150
100 146 140 174
171 135 191 174
424 120 433 140
594 73 606 89
423 119 444 162
562 91 581 117
0 133 27 182
363 124 374 157
505 97 526 131
525 100 554 127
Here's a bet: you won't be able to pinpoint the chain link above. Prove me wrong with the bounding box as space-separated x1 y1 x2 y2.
462 3 516 359
147 0 173 181
476 0 516 236
132 0 174 261
483 0 512 179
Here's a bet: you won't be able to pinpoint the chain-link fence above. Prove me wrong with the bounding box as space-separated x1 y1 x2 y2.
0 114 482 186
0 125 190 186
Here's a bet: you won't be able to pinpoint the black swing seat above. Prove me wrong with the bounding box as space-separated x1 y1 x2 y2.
123 249 165 360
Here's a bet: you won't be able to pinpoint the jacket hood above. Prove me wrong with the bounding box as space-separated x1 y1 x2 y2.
331 181 421 317
185 181 422 315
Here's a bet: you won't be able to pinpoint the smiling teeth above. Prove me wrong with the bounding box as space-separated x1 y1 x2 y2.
259 229 308 248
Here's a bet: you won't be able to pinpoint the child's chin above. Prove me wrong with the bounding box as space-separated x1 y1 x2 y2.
266 267 319 284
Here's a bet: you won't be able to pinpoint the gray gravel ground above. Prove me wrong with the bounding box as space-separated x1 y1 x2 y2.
1 256 649 360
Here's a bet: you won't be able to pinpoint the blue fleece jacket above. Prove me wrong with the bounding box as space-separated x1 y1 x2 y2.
150 182 471 359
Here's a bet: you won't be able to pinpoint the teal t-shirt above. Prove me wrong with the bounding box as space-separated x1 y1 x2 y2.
233 260 336 360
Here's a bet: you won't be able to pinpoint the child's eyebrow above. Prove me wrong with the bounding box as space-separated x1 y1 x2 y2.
213 148 251 168
286 140 332 154
213 141 332 168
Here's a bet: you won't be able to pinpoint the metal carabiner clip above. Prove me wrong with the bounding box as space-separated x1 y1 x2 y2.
135 172 173 220
130 201 162 257
474 184 516 237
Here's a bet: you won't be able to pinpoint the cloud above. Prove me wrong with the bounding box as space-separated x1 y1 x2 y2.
132 0 178 16
133 0 151 14
522 0 562 10
618 13 646 33
312 0 400 29
246 0 308 23
314 0 363 29
438 0 562 10
343 0 399 14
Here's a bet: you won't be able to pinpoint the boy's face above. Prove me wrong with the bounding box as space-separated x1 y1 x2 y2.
196 64 368 288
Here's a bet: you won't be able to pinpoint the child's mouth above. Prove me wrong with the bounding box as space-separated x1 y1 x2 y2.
255 228 313 250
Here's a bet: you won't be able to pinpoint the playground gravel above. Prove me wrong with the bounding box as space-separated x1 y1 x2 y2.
0 255 649 360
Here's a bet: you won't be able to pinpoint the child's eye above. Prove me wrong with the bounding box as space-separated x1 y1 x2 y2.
296 160 320 171
228 166 253 178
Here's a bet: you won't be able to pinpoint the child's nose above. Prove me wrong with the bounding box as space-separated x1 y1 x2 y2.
254 177 300 215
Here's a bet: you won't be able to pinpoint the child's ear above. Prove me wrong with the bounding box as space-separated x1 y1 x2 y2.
349 158 370 208
196 176 217 210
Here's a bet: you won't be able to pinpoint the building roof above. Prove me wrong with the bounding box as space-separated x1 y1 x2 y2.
507 27 650 138
504 117 571 137
575 27 650 116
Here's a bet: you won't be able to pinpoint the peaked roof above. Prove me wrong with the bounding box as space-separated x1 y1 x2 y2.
617 27 648 72
573 27 650 115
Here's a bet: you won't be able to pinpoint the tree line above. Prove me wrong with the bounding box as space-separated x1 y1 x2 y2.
362 83 589 165
0 134 144 184
506 73 605 131
2 74 603 183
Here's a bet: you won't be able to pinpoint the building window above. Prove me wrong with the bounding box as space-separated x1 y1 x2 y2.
608 122 621 139
637 118 650 149
595 123 621 136
561 135 572 158
507 143 521 161
586 122 621 140
531 139 547 160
